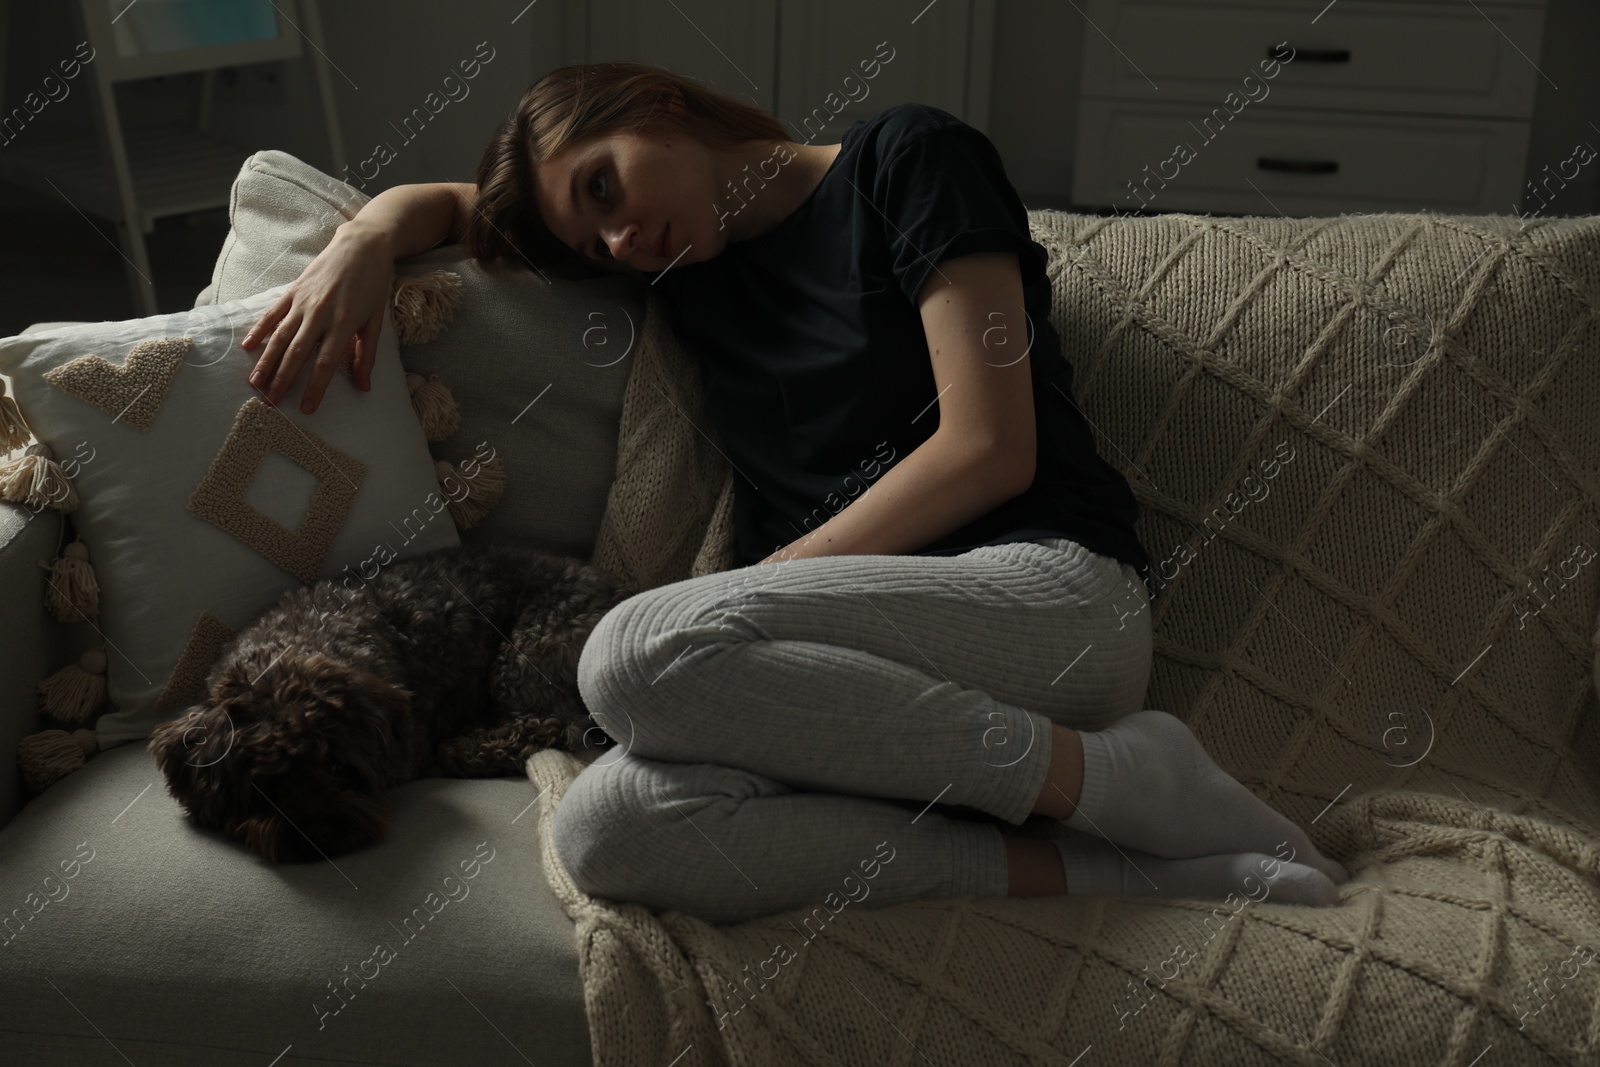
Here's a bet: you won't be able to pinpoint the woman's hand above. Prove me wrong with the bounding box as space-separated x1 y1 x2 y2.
241 221 396 414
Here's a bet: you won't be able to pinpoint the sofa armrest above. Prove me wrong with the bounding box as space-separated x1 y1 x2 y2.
0 501 68 831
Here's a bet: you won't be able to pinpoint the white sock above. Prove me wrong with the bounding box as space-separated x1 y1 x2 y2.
1064 710 1350 885
1053 833 1340 907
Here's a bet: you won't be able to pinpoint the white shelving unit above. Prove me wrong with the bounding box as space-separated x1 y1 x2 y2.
0 0 346 315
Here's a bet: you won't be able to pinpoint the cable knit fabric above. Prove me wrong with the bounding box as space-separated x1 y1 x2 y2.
586 287 737 591
536 209 1600 1066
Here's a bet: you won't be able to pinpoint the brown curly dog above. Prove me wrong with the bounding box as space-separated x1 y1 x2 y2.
147 543 636 864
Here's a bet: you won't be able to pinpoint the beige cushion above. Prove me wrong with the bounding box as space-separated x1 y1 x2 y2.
200 150 642 561
526 209 1600 1065
0 287 459 746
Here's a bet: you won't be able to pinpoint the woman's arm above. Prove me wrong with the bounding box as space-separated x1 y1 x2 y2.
762 430 1028 563
241 181 478 414
761 251 1037 562
342 181 478 260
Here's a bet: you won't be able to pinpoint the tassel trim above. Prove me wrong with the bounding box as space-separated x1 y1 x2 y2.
37 648 108 724
0 442 78 512
17 728 98 794
0 375 31 453
392 271 464 345
405 372 461 442
435 451 504 529
41 539 100 622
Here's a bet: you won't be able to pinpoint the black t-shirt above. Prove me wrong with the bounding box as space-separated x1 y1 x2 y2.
653 102 1151 586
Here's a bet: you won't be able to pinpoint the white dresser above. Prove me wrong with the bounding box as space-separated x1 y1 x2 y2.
1071 0 1550 216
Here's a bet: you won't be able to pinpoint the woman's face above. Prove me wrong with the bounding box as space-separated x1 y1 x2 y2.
533 123 726 277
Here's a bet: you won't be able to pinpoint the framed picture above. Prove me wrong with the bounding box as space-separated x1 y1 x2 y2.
79 0 304 81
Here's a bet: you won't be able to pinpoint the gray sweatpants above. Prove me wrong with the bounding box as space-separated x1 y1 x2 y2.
552 536 1153 924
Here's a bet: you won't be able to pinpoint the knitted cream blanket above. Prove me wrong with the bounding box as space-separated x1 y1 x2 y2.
552 211 1600 1066
587 288 737 589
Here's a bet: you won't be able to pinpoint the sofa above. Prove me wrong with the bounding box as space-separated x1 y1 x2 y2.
1 149 1597 1067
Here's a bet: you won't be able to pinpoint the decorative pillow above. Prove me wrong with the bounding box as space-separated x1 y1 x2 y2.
199 149 644 561
0 285 461 751
389 248 641 559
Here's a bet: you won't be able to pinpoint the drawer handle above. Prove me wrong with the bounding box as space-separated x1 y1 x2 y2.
1273 46 1350 62
1258 157 1340 175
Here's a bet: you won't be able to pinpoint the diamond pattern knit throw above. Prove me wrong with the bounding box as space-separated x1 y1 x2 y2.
546 210 1600 1066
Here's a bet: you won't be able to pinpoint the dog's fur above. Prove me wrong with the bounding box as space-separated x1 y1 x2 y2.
148 543 636 864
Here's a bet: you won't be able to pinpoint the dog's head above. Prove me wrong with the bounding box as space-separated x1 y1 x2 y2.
148 649 415 864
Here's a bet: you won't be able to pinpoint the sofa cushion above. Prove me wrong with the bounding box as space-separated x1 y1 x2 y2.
0 741 591 1067
0 286 459 747
200 149 643 561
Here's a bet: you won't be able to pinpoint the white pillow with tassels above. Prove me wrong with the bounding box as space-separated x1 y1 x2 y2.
0 283 490 791
201 150 642 563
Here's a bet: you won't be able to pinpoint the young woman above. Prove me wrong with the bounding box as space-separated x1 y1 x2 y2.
241 62 1348 923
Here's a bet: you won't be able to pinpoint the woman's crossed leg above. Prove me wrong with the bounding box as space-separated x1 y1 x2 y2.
552 537 1343 923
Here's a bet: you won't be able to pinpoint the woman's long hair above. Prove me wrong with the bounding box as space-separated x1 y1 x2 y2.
463 62 789 277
